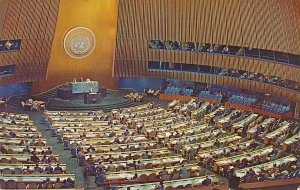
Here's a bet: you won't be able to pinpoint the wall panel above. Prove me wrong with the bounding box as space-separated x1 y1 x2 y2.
0 0 9 34
115 0 300 84
115 0 300 112
0 0 60 85
32 0 119 94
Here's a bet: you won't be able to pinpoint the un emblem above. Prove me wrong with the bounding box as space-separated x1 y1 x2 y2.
64 27 96 59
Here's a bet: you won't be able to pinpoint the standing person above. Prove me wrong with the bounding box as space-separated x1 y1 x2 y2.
70 145 77 158
228 172 240 190
83 164 89 189
95 168 106 189
156 181 165 190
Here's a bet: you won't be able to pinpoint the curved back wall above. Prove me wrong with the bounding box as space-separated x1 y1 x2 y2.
113 0 300 116
114 0 300 82
115 0 300 54
32 0 118 94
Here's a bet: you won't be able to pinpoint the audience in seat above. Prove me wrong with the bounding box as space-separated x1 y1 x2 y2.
218 68 300 92
124 92 144 102
228 94 257 107
199 90 223 102
144 88 160 97
164 86 193 96
0 111 76 189
20 99 45 111
42 100 300 189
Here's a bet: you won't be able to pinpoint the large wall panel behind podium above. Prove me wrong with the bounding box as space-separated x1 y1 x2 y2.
32 0 118 94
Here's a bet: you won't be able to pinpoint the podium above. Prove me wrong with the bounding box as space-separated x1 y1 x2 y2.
56 81 106 104
84 93 101 104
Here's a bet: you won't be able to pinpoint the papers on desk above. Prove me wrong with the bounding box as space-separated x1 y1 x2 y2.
236 171 247 178
191 102 209 116
179 99 197 111
168 99 180 108
216 146 273 167
217 110 239 124
236 155 297 177
266 121 290 139
217 160 231 165
284 132 300 145
232 113 258 128
118 175 216 190
205 106 225 118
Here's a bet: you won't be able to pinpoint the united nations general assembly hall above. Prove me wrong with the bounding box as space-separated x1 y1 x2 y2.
0 0 300 190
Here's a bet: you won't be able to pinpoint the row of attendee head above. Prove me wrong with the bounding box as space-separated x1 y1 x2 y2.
21 163 63 174
38 177 74 189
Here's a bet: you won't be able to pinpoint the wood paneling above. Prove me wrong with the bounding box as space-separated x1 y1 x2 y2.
116 0 300 53
0 0 60 85
114 0 300 83
0 0 9 34
114 0 300 113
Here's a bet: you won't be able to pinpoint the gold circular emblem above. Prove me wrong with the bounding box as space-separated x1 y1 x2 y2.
64 27 96 59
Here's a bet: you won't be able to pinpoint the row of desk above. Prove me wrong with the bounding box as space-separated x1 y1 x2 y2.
43 99 299 189
0 111 77 186
45 103 219 188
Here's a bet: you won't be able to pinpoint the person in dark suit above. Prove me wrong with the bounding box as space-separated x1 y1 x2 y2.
228 172 240 190
202 175 212 186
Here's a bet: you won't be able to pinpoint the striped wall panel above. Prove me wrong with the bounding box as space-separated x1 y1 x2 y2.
0 0 60 85
114 0 300 83
116 0 300 53
0 0 9 35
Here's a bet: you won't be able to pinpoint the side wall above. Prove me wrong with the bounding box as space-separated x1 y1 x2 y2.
114 0 300 83
0 0 60 85
114 0 300 115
